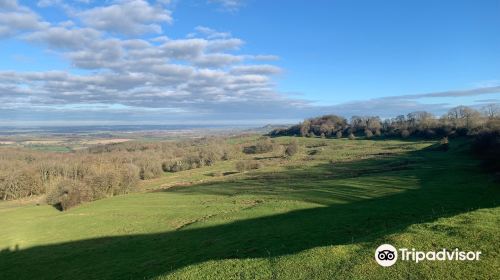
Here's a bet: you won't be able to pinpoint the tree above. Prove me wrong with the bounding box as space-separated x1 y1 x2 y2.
395 115 407 130
319 123 333 136
367 117 381 132
482 104 499 119
446 106 482 130
350 116 365 133
269 115 346 137
300 120 311 137
407 111 434 130
364 129 373 138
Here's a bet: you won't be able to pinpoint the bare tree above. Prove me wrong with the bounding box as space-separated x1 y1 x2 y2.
446 106 482 130
482 104 499 119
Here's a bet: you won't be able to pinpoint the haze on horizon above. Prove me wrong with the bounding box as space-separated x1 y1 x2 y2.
0 0 499 126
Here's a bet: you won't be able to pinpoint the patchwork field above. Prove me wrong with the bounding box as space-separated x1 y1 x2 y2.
0 137 499 279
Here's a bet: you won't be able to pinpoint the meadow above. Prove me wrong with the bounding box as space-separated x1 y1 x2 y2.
1 136 498 279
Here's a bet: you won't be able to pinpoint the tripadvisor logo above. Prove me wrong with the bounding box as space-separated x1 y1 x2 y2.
374 244 482 267
375 244 398 267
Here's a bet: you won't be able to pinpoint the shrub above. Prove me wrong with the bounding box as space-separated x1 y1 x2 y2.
244 138 275 154
138 160 163 179
284 141 299 157
401 129 410 138
47 179 92 211
185 154 203 169
199 150 218 166
348 133 356 140
0 168 43 200
118 164 139 194
162 161 173 172
235 161 261 172
167 161 189 173
364 129 373 138
235 161 246 172
436 137 449 151
336 131 342 139
86 171 119 199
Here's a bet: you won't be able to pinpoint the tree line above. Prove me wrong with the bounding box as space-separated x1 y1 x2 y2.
0 138 241 209
270 105 499 139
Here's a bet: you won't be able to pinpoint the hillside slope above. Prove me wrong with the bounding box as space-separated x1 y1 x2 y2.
1 138 499 279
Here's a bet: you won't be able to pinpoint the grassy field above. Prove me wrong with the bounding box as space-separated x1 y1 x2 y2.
0 137 499 279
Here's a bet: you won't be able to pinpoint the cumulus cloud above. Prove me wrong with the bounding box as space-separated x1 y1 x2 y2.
1 2 280 122
2 0 494 125
78 0 172 35
0 1 48 37
161 38 207 59
193 53 243 68
25 26 101 49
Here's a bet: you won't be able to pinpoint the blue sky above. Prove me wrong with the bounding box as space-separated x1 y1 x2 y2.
0 0 499 125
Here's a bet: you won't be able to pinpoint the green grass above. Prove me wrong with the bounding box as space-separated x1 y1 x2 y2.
0 137 499 279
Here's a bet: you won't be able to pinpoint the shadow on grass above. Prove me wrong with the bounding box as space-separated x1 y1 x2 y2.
1 148 498 279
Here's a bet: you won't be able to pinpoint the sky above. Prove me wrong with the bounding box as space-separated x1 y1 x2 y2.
0 0 499 126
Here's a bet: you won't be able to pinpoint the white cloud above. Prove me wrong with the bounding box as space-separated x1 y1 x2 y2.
383 86 500 100
231 65 282 75
209 0 243 12
78 0 172 35
0 1 48 37
25 26 101 49
1 0 496 124
249 54 280 61
190 26 231 39
161 38 207 59
193 53 243 68
206 38 244 52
